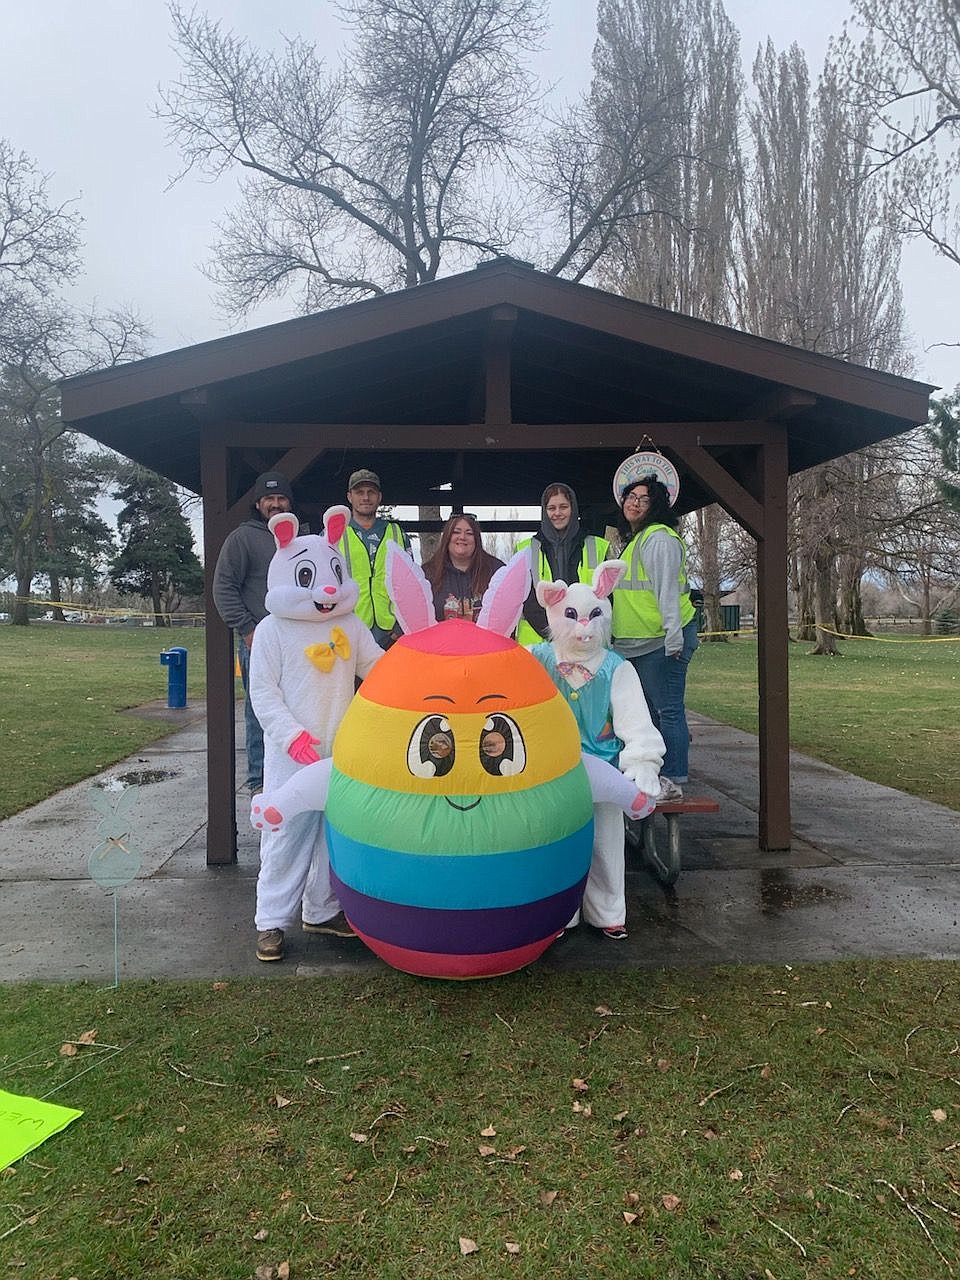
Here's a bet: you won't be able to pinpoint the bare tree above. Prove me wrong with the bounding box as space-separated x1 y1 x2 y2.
837 0 960 276
590 0 743 321
158 0 545 316
732 44 910 654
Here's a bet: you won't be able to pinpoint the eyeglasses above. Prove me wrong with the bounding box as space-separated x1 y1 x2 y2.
623 493 650 506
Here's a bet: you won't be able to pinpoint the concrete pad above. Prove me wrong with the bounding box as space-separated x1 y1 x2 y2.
1 709 958 983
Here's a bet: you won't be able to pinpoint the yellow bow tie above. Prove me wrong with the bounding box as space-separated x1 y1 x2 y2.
304 627 351 673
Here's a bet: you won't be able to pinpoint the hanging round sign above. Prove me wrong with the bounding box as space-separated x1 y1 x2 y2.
613 451 680 507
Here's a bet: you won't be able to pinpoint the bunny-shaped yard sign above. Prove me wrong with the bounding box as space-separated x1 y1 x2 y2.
87 782 141 986
252 547 656 979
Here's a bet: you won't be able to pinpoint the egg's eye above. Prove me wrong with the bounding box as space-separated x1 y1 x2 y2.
330 556 344 584
480 714 526 777
296 560 316 589
407 715 456 778
564 606 578 620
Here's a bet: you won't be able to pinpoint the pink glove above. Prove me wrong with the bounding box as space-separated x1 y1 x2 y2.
629 790 657 821
287 730 322 764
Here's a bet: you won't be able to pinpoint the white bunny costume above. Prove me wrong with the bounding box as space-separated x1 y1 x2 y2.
250 506 382 934
530 561 665 933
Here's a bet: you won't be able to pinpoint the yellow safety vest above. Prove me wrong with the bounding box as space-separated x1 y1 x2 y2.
611 524 694 640
337 522 406 630
516 535 611 644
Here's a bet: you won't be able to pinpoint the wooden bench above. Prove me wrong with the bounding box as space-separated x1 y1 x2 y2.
625 797 720 886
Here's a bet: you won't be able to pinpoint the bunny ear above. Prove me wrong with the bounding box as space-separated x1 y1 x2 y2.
477 548 531 636
535 580 568 609
384 541 436 634
268 512 299 548
593 560 626 599
113 785 140 818
322 504 351 547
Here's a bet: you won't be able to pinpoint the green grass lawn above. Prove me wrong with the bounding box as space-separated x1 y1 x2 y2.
688 634 960 810
1 962 957 1278
0 623 210 820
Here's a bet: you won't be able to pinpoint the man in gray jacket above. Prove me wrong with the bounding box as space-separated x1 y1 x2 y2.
212 471 294 793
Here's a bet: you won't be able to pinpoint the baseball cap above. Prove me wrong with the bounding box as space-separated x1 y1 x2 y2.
348 468 381 490
252 471 293 501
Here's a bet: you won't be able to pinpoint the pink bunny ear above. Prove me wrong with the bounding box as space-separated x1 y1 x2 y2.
535 580 568 609
593 560 626 599
384 541 436 634
322 504 351 547
477 548 531 636
268 512 299 548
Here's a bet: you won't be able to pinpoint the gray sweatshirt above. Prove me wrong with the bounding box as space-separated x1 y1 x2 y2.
613 528 684 658
212 518 276 637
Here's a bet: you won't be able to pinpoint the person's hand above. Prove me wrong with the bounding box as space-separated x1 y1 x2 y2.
287 731 322 764
243 628 255 650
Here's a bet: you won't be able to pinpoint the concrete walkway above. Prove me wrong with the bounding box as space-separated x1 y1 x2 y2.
1 707 958 983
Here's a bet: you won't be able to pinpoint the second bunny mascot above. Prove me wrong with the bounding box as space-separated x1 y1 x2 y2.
529 561 665 939
250 505 384 962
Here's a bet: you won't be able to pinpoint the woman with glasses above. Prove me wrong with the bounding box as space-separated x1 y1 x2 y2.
612 475 698 802
421 513 504 623
516 482 612 643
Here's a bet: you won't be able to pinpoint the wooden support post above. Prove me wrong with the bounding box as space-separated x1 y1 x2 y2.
200 437 238 865
756 433 791 850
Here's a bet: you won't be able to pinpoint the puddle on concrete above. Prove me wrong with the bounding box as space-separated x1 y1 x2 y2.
759 870 847 913
98 768 180 787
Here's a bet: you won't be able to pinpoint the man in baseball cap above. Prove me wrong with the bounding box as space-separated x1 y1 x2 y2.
338 467 410 648
212 471 295 791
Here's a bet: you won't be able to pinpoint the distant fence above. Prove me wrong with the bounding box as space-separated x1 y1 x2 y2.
1 595 205 626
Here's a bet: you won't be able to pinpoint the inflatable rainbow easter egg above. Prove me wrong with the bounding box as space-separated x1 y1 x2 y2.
325 619 594 979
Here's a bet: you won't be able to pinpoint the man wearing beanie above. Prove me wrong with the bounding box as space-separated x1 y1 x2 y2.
213 471 294 793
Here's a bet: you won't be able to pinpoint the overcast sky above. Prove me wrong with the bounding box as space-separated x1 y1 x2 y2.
2 0 955 397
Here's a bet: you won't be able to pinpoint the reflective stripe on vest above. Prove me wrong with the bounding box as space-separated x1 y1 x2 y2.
612 524 694 639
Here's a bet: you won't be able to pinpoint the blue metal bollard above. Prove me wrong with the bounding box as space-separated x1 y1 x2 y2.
159 646 188 708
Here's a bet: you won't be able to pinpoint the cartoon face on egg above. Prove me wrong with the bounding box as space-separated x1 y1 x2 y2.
325 618 594 979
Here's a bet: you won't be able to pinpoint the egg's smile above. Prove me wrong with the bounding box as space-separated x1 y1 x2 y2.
445 796 482 811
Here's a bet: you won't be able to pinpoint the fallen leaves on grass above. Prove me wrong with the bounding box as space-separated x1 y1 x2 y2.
459 1237 479 1255
571 1078 589 1092
931 1108 948 1123
623 1211 639 1224
538 1190 558 1208
350 1132 368 1143
661 1194 681 1212
478 1145 496 1157
505 1241 521 1254
480 1125 496 1137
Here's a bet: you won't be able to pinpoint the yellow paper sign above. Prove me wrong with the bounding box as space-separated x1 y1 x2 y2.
0 1088 82 1169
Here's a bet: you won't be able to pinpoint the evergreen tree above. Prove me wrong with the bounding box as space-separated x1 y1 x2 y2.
110 465 203 627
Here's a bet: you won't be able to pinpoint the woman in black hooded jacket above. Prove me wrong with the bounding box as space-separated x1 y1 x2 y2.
516 482 612 643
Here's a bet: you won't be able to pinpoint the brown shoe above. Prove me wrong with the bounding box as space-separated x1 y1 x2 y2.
256 928 284 962
302 911 356 938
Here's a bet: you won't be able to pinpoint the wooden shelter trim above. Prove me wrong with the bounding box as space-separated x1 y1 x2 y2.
61 264 934 426
209 420 784 449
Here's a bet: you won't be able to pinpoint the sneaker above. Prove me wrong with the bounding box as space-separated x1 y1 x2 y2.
302 911 357 938
656 777 684 803
256 928 284 962
601 924 628 940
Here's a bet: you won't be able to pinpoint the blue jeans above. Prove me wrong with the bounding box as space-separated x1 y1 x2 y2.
237 635 264 790
630 618 699 783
